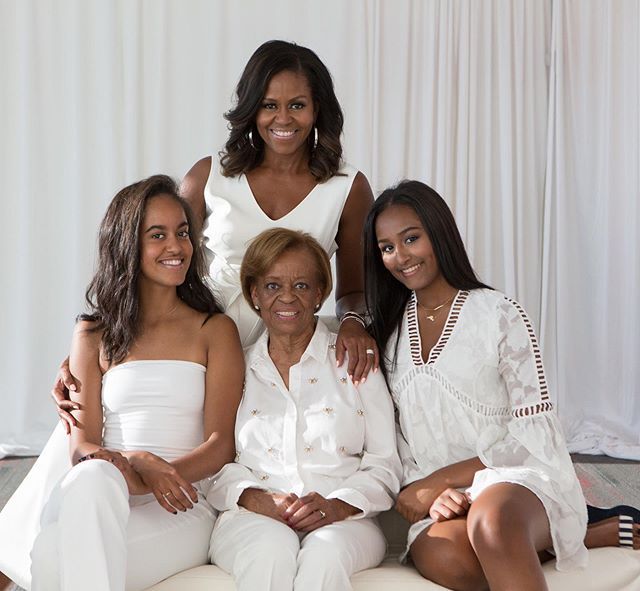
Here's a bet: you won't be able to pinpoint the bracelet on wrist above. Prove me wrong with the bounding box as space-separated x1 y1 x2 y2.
339 311 366 328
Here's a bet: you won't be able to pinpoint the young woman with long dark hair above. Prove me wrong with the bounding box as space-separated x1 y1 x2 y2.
363 180 638 591
1 176 244 590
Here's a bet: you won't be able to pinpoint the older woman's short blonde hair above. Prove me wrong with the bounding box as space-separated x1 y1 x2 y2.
241 228 333 314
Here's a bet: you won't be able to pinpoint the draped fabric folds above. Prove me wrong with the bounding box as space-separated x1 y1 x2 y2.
0 0 637 458
541 0 640 458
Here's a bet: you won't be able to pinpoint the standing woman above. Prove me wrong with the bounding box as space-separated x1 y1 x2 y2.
182 40 378 381
364 181 589 591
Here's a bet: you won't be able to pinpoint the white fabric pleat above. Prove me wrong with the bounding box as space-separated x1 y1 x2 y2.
0 0 637 459
541 0 640 458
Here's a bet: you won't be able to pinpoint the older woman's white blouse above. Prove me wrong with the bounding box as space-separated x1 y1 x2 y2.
389 289 588 570
208 320 401 518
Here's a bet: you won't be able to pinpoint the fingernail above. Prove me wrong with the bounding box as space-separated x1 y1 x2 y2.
374 367 378 373
173 511 178 515
361 377 366 384
70 385 76 391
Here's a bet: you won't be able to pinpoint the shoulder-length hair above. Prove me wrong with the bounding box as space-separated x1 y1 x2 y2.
363 180 491 379
81 174 221 365
220 40 344 182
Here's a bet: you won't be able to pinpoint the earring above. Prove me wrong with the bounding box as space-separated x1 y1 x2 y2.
254 305 260 311
314 303 321 311
313 127 318 150
248 130 256 150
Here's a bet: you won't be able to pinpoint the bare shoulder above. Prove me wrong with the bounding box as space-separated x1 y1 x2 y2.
351 170 374 196
181 156 212 197
180 156 212 225
200 312 242 347
341 171 374 220
72 319 102 349
69 319 103 375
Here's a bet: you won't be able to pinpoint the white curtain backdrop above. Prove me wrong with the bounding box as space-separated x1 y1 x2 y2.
0 0 637 459
541 0 640 458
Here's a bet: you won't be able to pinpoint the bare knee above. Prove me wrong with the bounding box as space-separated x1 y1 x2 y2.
467 491 544 553
410 525 487 591
467 504 513 551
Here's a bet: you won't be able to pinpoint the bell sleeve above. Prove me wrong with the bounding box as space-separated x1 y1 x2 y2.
471 296 587 570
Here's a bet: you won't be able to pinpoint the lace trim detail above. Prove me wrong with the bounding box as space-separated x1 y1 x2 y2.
428 291 469 364
503 297 550 402
407 290 469 366
407 295 422 365
394 364 512 418
513 400 554 418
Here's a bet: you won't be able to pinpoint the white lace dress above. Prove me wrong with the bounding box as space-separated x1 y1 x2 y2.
389 288 588 570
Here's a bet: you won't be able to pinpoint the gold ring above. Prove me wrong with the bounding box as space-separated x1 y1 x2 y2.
365 349 375 356
318 510 326 519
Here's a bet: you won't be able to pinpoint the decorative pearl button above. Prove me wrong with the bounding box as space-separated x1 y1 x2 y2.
250 409 260 416
308 377 318 384
356 409 364 416
323 407 334 414
339 377 347 384
304 445 313 453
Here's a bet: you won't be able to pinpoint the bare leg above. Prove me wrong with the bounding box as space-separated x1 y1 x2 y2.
0 571 14 591
467 483 552 591
410 518 488 591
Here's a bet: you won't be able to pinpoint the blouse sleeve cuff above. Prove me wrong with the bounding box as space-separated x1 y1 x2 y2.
327 488 371 519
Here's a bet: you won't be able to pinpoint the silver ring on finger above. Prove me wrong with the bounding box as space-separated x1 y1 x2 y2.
365 349 375 356
318 510 326 519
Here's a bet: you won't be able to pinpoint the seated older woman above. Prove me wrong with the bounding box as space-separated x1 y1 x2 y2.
207 228 401 591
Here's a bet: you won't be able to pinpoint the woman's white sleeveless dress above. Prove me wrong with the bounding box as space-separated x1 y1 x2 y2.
202 160 357 345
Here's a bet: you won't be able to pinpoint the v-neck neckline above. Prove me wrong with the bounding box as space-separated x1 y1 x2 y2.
407 290 469 365
243 173 319 222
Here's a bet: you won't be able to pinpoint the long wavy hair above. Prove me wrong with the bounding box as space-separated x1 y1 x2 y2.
220 40 344 182
81 175 221 365
363 180 491 379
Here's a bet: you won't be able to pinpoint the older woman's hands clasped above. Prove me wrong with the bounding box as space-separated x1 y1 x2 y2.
239 489 359 533
283 492 360 532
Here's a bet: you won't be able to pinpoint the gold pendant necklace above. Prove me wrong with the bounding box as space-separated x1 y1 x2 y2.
416 293 456 322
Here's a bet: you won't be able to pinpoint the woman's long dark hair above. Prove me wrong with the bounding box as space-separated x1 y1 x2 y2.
220 40 344 182
364 180 491 379
81 175 221 365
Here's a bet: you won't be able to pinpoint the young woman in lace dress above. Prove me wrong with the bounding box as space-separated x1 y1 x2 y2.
363 180 638 591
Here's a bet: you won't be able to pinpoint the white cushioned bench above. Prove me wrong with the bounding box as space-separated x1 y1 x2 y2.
147 509 640 591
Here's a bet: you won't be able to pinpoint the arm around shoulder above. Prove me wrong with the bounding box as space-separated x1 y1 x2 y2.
67 320 105 463
335 171 374 307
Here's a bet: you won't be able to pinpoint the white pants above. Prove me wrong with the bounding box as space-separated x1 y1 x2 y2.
210 509 386 591
30 459 216 591
0 425 71 589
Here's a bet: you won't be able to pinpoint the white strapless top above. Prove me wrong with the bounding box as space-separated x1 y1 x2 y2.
101 360 205 461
